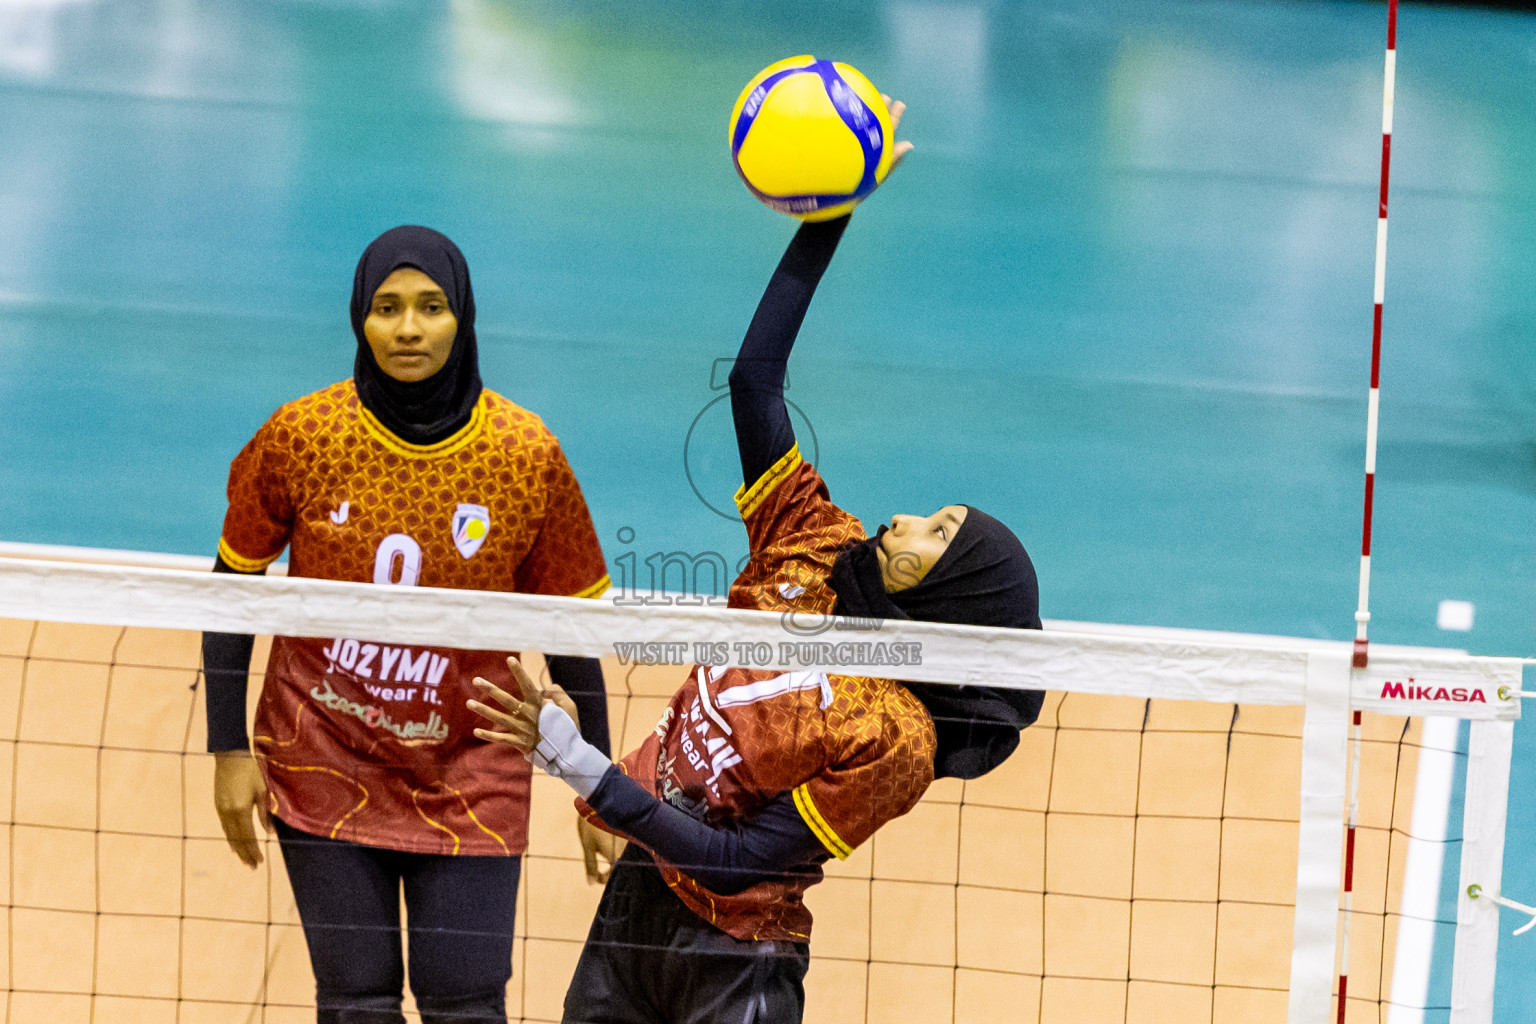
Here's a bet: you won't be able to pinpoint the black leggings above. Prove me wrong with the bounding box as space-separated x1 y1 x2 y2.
563 848 809 1024
274 818 521 1023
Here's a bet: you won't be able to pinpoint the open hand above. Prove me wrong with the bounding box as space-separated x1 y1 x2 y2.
468 655 581 754
470 658 622 881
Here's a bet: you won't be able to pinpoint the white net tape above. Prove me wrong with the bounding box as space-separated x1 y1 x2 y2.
0 557 1519 720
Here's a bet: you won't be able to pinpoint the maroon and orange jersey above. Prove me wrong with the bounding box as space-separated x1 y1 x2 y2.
585 444 936 941
220 380 609 856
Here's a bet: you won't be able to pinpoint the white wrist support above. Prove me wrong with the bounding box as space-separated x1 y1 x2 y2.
530 702 612 800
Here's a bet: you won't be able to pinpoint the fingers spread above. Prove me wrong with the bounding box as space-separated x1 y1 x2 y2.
474 726 536 752
473 677 524 712
466 698 521 731
504 656 539 700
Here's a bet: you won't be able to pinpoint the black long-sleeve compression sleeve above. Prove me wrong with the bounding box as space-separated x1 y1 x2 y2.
729 215 851 487
585 766 829 895
202 555 262 753
545 655 611 756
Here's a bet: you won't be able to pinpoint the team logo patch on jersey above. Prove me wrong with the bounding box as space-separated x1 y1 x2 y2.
452 504 491 559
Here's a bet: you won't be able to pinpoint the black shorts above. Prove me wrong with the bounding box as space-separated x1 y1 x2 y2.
563 848 810 1024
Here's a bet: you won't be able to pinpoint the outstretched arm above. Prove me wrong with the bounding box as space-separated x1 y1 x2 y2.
468 660 829 894
730 97 911 488
728 215 850 488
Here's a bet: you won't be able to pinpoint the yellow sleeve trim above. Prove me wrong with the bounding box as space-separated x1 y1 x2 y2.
792 782 853 860
571 574 612 600
733 444 803 520
217 537 281 573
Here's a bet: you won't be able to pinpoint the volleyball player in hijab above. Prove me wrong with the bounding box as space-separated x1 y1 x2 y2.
202 225 616 1024
469 101 1044 1024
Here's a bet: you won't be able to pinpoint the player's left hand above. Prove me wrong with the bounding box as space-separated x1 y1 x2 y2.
576 816 626 885
468 655 582 752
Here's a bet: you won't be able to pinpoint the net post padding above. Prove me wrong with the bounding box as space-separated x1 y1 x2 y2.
1450 719 1515 1023
1287 651 1352 1023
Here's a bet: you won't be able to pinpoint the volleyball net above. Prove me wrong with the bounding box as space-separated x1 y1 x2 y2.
0 547 1522 1024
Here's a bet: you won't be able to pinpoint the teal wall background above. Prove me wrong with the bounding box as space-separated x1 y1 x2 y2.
1 0 1533 1015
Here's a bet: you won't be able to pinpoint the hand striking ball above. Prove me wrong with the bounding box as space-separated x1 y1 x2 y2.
729 55 896 221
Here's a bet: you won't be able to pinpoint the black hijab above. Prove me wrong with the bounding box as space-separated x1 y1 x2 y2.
828 507 1044 780
351 225 483 445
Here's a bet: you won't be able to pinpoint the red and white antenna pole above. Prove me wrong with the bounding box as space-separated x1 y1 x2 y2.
1339 2 1396 1020
1356 0 1395 675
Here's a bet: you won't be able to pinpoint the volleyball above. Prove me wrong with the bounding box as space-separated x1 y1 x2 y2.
729 55 896 221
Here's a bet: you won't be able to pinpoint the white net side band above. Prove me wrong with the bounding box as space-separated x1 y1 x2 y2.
0 556 1519 719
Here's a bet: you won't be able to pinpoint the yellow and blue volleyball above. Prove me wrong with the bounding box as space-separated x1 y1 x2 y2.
729 56 896 221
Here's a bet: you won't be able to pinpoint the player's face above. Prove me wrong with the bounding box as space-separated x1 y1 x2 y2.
877 505 967 592
363 267 459 382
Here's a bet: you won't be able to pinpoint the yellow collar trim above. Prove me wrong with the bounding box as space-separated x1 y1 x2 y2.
356 394 487 458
